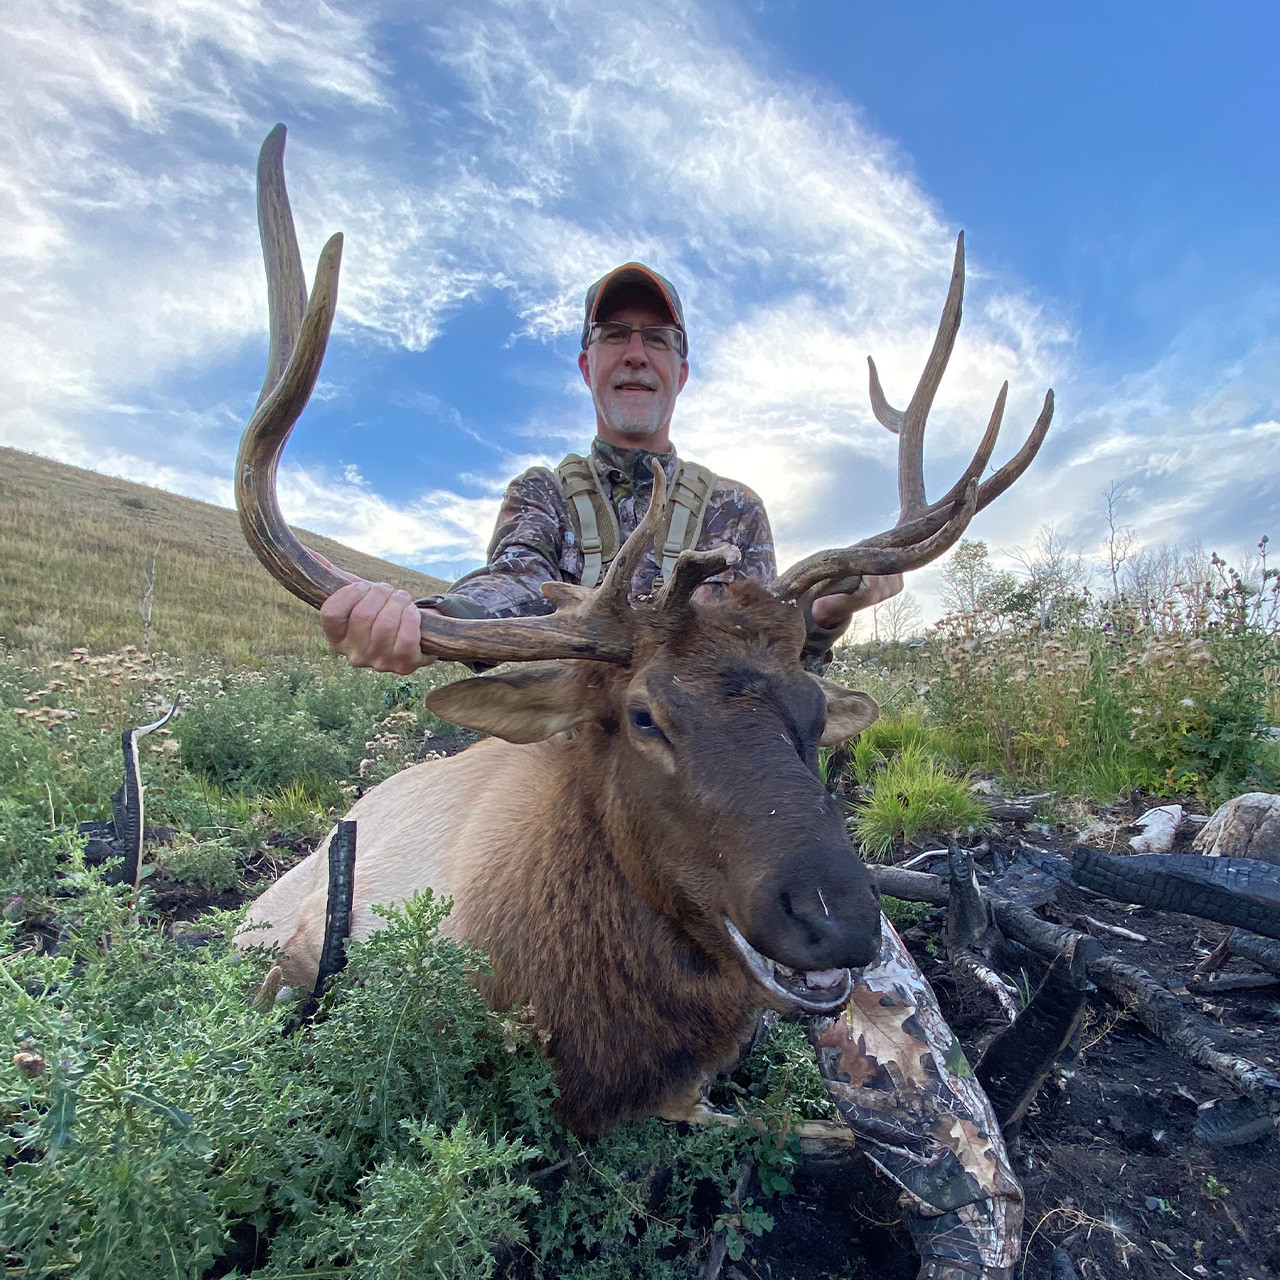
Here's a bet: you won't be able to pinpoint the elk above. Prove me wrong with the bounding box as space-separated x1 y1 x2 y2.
235 126 1052 1138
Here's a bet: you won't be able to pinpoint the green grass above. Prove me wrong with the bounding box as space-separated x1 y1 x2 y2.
849 739 988 860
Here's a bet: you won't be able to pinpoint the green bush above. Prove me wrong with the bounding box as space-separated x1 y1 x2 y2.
173 661 456 794
152 833 240 892
0 799 84 908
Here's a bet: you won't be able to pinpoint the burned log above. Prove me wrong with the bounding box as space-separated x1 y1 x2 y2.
974 937 1092 1139
1221 928 1280 977
1069 846 1280 940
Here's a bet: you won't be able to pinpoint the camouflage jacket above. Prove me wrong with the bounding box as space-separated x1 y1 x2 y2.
429 439 846 668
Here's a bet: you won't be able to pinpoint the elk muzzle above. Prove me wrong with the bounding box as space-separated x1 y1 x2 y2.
729 845 881 1013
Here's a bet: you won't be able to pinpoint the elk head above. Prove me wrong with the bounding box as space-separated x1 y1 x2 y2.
235 126 1052 1013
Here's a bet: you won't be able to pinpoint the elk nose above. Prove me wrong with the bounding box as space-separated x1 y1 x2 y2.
758 852 881 971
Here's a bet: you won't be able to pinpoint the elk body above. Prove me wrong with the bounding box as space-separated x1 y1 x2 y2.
235 126 1052 1138
243 581 884 1134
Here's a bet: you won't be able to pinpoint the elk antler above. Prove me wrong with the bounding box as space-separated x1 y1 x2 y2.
771 233 1054 604
236 125 705 668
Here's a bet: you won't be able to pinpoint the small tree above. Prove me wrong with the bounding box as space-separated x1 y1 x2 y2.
1012 525 1086 628
939 540 1023 628
874 590 924 643
1101 481 1136 603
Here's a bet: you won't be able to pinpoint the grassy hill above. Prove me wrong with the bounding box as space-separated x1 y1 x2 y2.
0 447 449 664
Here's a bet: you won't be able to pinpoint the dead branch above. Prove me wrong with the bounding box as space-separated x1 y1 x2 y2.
1088 951 1280 1117
1223 928 1280 976
871 865 949 906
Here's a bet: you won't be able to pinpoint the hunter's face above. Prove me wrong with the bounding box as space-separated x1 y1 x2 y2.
579 301 689 445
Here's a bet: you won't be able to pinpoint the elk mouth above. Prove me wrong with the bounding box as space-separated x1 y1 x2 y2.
725 919 854 1014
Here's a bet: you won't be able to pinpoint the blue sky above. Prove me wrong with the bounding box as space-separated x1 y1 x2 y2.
4 0 1278 621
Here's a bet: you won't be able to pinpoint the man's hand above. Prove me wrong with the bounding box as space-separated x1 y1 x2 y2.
311 552 436 675
810 573 904 632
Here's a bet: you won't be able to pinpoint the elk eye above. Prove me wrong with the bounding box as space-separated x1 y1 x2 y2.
628 705 667 740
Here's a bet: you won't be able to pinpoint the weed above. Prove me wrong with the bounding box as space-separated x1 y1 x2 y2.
152 833 240 893
850 742 987 859
880 895 932 931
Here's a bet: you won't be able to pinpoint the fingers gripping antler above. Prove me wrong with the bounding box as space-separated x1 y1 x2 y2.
235 126 660 667
771 233 1054 603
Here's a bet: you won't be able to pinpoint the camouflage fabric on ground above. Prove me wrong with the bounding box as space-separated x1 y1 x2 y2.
809 920 1023 1275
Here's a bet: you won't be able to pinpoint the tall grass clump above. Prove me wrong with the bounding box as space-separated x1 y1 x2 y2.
849 737 987 859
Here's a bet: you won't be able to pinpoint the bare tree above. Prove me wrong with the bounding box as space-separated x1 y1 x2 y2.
1121 542 1183 619
874 590 924 643
1101 481 1136 603
1012 525 1086 627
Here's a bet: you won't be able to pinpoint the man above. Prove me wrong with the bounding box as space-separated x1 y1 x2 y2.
319 263 900 672
320 265 1022 1280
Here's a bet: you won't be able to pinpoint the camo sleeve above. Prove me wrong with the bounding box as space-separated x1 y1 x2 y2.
444 466 571 618
697 479 777 589
808 919 1024 1275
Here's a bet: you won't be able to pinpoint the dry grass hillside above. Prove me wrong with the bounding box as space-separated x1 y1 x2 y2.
0 447 448 664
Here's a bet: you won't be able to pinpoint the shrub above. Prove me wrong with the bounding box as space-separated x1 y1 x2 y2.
0 799 84 908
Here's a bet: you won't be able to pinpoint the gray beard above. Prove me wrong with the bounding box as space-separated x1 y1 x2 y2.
593 392 663 440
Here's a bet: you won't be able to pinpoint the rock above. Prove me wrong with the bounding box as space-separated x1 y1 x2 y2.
1129 804 1183 854
1192 792 1280 865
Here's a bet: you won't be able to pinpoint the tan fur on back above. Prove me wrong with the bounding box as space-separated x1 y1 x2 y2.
238 738 539 986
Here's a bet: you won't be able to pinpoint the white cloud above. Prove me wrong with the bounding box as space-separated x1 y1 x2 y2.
3 0 1275 627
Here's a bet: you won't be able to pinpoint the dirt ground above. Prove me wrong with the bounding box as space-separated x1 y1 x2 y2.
739 795 1280 1280
133 755 1279 1280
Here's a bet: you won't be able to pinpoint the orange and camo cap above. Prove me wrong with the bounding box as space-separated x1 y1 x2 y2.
581 262 686 351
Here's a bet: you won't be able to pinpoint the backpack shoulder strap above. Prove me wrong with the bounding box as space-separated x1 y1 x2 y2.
654 460 717 584
555 454 621 589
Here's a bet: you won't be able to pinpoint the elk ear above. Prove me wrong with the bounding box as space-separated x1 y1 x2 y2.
813 678 879 747
424 662 606 744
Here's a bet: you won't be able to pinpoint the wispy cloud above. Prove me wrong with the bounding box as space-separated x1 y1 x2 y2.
3 0 1275 622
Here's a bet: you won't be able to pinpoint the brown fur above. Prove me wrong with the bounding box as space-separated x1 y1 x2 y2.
238 582 881 1135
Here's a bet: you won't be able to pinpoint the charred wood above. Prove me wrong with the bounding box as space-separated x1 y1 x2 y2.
1069 846 1280 940
871 865 949 906
1223 928 1280 977
975 937 1092 1140
1088 952 1280 1117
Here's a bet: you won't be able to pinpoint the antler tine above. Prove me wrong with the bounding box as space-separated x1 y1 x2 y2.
235 126 644 668
774 482 979 602
255 124 309 410
772 233 1052 604
867 357 904 434
654 545 742 611
972 389 1054 511
597 462 668 605
924 380 1007 516
899 232 965 519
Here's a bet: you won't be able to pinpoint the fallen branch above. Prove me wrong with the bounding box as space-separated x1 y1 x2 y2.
1223 928 1280 976
1186 973 1280 995
976 938 1091 1139
1089 951 1280 1115
1070 914 1147 942
871 865 948 906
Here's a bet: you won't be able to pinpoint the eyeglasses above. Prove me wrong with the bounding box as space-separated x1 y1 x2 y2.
586 321 687 357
